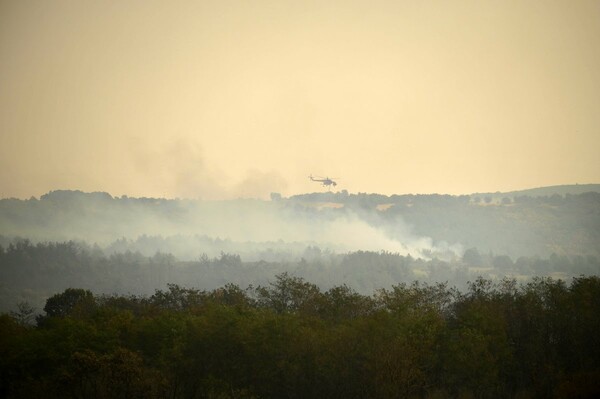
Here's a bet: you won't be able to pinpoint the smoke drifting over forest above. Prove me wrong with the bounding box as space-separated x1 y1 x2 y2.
1 190 465 260
128 138 290 200
2 1 600 396
1 186 599 309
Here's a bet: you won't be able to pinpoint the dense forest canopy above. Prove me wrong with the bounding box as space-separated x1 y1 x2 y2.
2 275 600 398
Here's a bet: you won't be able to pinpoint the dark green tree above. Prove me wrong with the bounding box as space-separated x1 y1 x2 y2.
43 288 96 318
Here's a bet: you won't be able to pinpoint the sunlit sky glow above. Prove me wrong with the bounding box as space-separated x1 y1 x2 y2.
1 0 599 199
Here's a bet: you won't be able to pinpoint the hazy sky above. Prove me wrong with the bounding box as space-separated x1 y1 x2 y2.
1 0 599 199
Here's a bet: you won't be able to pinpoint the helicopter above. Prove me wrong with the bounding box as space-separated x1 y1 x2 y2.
309 174 339 188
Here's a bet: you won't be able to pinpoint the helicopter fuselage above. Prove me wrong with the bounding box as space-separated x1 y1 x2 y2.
309 175 337 187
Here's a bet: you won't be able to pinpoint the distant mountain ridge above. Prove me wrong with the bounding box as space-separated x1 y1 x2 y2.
1 185 599 260
471 184 600 199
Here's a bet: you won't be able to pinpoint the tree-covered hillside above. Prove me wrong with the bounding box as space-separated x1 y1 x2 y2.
1 189 599 259
291 189 600 258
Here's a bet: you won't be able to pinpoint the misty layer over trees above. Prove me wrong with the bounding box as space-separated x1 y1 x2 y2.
1 240 599 315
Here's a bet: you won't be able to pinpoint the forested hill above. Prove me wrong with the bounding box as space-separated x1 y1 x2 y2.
291 189 600 258
1 187 599 259
472 183 600 200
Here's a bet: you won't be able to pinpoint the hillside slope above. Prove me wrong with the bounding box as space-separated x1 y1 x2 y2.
1 187 599 259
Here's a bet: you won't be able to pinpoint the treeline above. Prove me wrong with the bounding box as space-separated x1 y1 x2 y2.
2 275 600 398
2 240 599 313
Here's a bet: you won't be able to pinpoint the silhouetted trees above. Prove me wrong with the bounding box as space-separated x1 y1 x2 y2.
1 275 600 398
